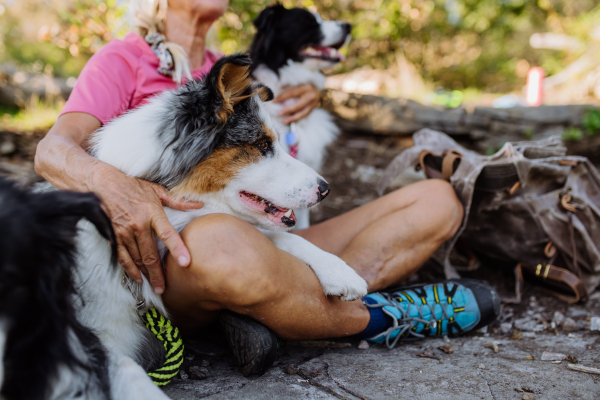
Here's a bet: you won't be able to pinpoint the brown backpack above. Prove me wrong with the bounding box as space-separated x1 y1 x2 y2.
378 129 600 303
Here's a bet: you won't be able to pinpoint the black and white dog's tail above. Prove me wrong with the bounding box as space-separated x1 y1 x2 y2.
0 177 117 400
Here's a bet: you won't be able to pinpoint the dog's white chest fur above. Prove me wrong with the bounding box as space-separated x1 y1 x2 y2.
253 62 339 229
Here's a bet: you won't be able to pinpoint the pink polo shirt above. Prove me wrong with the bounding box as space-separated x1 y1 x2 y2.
60 32 221 125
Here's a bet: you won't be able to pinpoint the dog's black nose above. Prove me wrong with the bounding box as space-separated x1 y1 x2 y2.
341 23 352 36
317 179 330 202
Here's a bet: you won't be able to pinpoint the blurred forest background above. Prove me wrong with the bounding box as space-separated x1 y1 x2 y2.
1 0 600 130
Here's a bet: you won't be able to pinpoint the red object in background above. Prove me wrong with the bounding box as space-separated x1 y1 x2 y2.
526 67 545 107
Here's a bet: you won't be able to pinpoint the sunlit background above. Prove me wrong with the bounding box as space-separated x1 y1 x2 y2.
1 0 599 131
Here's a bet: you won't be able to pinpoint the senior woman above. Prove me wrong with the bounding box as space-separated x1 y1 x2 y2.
35 0 498 377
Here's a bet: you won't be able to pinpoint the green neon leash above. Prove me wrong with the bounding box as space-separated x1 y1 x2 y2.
141 307 185 386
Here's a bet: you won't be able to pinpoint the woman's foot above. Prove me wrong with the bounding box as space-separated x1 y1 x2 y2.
362 279 501 348
219 311 278 377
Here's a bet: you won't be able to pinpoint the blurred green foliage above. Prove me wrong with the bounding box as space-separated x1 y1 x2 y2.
1 0 599 93
0 0 126 77
583 109 600 135
215 0 600 92
562 126 584 142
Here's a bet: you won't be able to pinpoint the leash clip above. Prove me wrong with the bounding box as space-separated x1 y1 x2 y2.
121 274 149 318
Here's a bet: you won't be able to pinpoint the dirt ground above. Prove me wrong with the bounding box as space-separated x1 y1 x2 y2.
2 128 600 399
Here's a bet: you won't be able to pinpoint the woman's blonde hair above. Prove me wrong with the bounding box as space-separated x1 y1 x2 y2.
129 0 192 83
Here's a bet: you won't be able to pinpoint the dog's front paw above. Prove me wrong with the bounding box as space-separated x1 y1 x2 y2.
317 260 368 301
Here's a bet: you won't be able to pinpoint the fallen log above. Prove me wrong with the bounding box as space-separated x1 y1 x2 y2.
321 89 598 139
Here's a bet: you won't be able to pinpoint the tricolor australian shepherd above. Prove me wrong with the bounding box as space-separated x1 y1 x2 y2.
0 54 367 399
250 4 352 229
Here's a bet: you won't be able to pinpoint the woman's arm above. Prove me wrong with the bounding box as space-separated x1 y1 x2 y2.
35 112 202 295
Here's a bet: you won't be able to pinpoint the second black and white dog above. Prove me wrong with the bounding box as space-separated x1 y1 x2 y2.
0 178 115 400
250 4 351 229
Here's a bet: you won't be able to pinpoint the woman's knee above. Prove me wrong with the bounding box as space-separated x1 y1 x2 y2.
178 214 279 305
408 179 463 240
427 180 463 238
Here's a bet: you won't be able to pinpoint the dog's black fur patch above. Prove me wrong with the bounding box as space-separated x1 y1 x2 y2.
249 4 324 73
0 178 116 400
147 54 275 188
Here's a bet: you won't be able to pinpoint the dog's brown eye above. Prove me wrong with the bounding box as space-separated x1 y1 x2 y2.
257 141 270 152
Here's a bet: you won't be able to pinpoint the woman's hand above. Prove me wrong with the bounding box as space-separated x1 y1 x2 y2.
91 166 203 294
274 83 321 124
35 113 203 295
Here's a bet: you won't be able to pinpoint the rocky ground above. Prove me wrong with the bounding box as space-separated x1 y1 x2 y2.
1 128 600 399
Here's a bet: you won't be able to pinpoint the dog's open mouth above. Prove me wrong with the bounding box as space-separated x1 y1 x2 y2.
239 191 297 227
300 45 346 62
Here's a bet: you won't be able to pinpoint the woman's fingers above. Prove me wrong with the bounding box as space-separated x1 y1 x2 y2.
152 182 204 211
117 242 143 284
135 223 166 295
152 212 191 268
275 83 320 124
283 106 313 125
274 85 306 103
280 93 313 116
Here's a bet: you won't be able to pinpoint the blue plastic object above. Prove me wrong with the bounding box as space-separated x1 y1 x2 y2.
285 131 297 146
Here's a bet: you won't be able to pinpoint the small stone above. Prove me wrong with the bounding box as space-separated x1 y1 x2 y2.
478 326 488 334
437 345 454 354
283 364 300 375
568 333 581 339
553 311 565 325
525 355 534 360
522 332 537 338
552 360 562 364
179 369 188 380
514 318 538 332
0 141 16 156
541 351 567 361
500 322 513 334
188 366 207 380
478 364 487 370
357 340 370 350
511 329 522 340
562 317 580 332
590 316 600 331
185 355 195 361
522 393 535 400
201 359 210 367
568 308 589 318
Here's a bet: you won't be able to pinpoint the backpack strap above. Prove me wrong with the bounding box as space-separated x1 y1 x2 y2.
418 150 462 181
517 263 587 304
441 151 462 181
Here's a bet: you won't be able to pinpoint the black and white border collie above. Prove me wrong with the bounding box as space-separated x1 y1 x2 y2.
17 54 366 398
0 177 114 400
250 4 351 229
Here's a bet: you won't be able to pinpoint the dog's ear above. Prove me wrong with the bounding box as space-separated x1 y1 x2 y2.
255 84 274 102
253 3 284 31
250 4 286 65
35 191 118 265
205 53 254 123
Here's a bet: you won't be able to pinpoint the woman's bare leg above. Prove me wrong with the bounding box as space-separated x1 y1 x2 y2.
296 179 463 291
162 213 369 340
162 179 462 340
